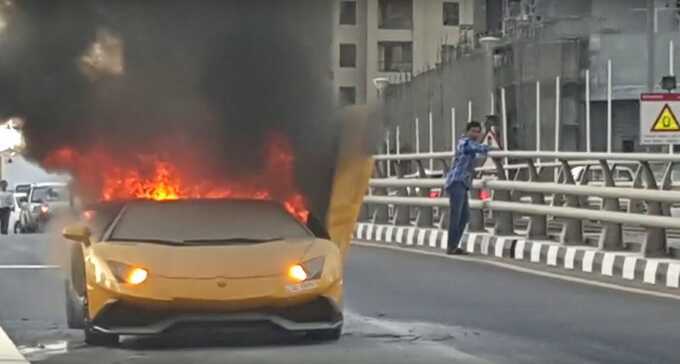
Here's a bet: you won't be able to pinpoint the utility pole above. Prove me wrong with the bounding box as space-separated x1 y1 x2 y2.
647 0 656 92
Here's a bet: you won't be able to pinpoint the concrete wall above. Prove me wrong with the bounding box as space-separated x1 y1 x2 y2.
384 49 493 154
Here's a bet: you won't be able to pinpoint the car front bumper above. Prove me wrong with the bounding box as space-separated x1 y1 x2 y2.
90 296 343 335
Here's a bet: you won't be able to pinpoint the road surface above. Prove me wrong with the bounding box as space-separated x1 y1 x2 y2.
1 234 679 363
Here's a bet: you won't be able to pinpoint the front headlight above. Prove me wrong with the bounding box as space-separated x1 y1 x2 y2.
287 257 325 283
108 261 148 285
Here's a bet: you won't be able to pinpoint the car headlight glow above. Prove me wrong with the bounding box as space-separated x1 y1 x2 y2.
108 261 148 285
287 257 325 283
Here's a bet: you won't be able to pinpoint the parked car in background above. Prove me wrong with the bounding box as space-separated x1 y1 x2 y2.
19 182 70 233
10 192 27 234
14 183 32 195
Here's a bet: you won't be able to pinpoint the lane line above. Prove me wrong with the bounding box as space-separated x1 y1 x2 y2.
0 327 28 364
0 265 59 270
353 241 680 302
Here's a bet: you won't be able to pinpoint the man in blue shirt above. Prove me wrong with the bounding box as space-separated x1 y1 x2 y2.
444 121 489 255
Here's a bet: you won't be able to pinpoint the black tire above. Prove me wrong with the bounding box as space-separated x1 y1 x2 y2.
64 279 85 329
307 326 342 342
84 325 119 346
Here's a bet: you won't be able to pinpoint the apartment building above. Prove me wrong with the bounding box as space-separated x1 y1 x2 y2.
332 0 486 106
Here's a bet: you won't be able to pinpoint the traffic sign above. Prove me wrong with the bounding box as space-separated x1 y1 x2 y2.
640 93 680 144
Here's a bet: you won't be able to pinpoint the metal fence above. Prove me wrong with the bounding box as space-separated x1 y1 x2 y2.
363 150 680 258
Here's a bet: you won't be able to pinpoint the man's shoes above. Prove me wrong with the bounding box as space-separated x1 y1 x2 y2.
446 248 469 255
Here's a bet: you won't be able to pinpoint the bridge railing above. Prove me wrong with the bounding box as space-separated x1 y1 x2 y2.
363 151 680 258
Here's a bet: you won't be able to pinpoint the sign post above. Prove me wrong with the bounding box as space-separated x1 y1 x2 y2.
640 93 680 145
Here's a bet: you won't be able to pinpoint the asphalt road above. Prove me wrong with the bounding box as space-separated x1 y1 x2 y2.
1 234 679 363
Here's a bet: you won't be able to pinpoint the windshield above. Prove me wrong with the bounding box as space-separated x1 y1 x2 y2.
109 200 312 243
30 186 69 203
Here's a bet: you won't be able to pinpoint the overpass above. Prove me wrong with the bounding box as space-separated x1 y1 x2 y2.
359 150 680 290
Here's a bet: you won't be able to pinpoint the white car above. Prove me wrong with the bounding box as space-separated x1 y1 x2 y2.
10 192 26 234
19 182 70 233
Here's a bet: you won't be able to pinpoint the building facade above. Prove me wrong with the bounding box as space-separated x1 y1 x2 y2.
332 0 486 106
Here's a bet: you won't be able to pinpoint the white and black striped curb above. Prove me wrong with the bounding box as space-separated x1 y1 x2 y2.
354 223 680 290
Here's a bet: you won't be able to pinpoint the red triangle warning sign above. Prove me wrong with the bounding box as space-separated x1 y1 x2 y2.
651 104 680 132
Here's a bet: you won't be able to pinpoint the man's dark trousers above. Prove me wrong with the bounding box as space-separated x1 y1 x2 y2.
447 182 469 252
0 207 10 235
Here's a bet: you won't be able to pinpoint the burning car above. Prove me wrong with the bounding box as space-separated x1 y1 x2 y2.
63 199 343 345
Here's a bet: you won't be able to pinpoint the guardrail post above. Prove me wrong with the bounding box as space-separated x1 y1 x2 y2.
392 166 410 226
628 163 646 214
557 160 583 245
414 160 434 228
491 157 513 235
370 162 389 225
660 161 675 216
597 160 624 251
525 159 549 240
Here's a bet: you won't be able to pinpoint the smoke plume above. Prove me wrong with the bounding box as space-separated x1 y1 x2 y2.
0 0 339 218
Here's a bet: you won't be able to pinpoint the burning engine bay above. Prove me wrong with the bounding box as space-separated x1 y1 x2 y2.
0 1 350 224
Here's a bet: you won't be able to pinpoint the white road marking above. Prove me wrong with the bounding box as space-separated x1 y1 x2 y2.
375 225 385 242
466 233 477 253
668 264 680 289
353 241 680 302
480 235 490 255
366 224 374 241
601 253 615 277
0 265 59 269
0 327 28 364
514 239 526 260
385 226 394 243
582 251 596 273
357 223 366 240
416 229 426 246
494 237 506 257
564 248 576 270
622 257 638 280
428 230 438 248
547 245 559 266
530 242 542 263
644 260 659 285
395 227 405 244
406 228 416 246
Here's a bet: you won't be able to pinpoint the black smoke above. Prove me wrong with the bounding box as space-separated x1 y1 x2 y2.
0 0 338 218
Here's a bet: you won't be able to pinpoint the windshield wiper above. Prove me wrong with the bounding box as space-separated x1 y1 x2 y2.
110 238 185 246
182 237 284 245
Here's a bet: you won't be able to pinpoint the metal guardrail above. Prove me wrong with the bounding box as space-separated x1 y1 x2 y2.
364 151 680 258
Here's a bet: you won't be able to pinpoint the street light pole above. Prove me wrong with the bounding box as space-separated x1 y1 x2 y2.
647 0 656 92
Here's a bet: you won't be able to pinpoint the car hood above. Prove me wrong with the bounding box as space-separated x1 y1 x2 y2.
92 239 316 279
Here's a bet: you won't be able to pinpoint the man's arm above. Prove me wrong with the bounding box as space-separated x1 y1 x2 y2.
462 140 490 155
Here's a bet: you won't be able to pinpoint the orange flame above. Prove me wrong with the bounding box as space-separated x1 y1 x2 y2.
43 134 309 222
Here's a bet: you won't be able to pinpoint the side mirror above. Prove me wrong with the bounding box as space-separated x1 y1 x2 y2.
62 224 92 246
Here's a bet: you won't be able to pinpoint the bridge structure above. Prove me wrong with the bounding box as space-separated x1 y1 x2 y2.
358 150 680 290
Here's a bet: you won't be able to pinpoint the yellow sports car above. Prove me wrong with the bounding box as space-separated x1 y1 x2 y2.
63 199 344 345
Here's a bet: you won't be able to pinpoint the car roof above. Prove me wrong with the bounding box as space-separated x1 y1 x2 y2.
31 182 68 188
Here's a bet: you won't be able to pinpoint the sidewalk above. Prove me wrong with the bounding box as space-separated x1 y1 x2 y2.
354 222 680 292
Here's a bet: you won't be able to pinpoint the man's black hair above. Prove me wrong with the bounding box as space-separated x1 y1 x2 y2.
466 121 482 131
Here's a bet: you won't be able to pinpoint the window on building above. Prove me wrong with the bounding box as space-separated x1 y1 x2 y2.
378 41 412 72
443 2 460 26
339 86 356 106
339 1 357 25
339 43 356 68
378 0 412 29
